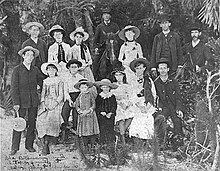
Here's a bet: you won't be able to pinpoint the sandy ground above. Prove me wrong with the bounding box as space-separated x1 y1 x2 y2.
0 115 136 171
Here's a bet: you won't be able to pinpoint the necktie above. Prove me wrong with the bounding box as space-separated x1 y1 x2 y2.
57 43 66 63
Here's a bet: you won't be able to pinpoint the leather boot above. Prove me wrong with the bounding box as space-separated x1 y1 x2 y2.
60 130 66 143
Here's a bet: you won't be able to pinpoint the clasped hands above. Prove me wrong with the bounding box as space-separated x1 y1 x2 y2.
100 112 112 118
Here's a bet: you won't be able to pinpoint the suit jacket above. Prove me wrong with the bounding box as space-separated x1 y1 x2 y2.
154 76 182 111
93 21 119 49
182 40 211 70
11 64 43 108
22 38 48 64
151 31 183 71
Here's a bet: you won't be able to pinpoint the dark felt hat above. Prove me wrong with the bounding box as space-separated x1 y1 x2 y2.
157 13 171 23
66 59 82 69
102 7 111 14
111 61 125 75
156 58 170 68
189 23 202 32
74 78 93 90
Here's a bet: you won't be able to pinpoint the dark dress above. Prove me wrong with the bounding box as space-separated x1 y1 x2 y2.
95 92 117 144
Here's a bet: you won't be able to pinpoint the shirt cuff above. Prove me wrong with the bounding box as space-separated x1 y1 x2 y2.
178 65 183 68
151 68 156 71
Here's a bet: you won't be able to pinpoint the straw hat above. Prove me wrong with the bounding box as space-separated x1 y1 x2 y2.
129 58 150 72
49 24 65 37
69 27 89 41
13 116 26 132
41 62 61 75
118 25 140 41
74 78 93 90
18 46 39 57
95 79 118 89
66 59 82 69
24 22 44 33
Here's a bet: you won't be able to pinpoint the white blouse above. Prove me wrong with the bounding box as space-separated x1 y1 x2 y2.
118 41 143 66
69 44 92 66
48 42 71 63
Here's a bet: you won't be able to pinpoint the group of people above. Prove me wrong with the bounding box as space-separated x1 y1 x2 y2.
9 8 212 156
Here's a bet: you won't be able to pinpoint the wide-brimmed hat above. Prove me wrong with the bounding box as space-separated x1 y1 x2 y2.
111 60 125 75
74 78 93 90
156 58 170 68
41 62 61 75
24 22 44 33
66 59 82 69
118 25 140 41
129 58 150 72
13 116 26 132
49 25 65 37
189 23 201 32
95 79 118 89
69 27 89 41
157 13 171 23
18 46 39 57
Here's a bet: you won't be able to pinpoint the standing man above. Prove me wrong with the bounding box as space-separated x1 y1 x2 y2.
154 58 183 151
182 24 211 73
10 46 43 155
22 22 48 70
93 7 120 80
151 13 183 78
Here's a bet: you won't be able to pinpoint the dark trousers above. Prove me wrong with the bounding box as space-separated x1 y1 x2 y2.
154 104 183 146
11 107 37 151
61 92 80 130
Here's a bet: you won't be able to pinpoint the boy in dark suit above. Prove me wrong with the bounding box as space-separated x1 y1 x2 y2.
10 46 43 155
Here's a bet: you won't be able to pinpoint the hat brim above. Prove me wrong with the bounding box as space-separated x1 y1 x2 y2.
70 30 89 41
18 47 39 57
13 117 26 132
95 81 118 89
74 81 93 90
41 62 62 75
25 22 44 33
119 26 140 41
49 29 65 37
129 58 150 72
111 69 125 75
66 60 82 69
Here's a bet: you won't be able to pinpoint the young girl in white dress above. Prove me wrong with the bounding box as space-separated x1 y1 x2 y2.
118 25 144 83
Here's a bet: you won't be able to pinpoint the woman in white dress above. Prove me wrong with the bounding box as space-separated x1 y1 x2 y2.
48 25 71 75
36 62 64 155
128 58 156 140
69 27 97 95
118 25 144 83
111 62 136 144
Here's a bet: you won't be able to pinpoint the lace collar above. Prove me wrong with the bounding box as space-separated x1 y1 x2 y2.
99 92 113 99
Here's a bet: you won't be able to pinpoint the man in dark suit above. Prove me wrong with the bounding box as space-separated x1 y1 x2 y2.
154 58 183 151
151 13 183 79
93 7 120 80
10 46 43 155
182 24 212 74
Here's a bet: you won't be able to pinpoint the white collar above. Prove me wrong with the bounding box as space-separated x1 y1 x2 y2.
23 62 31 70
162 30 170 36
99 91 113 99
31 37 38 43
192 39 200 48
